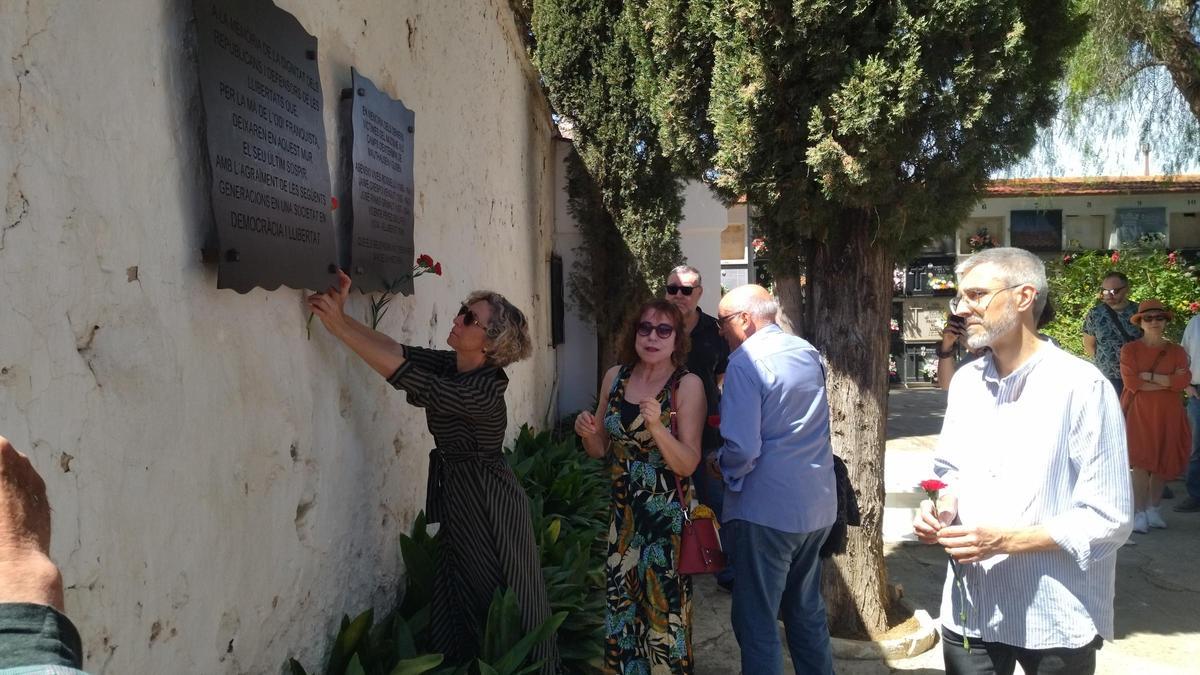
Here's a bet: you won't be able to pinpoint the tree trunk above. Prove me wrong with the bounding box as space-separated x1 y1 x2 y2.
798 212 896 637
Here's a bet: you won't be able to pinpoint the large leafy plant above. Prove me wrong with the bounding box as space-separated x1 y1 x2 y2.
1043 249 1200 356
286 426 610 675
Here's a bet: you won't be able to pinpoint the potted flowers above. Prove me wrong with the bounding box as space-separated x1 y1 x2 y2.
967 227 995 253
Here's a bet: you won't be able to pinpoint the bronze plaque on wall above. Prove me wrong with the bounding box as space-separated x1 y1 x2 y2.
194 0 338 292
345 69 416 294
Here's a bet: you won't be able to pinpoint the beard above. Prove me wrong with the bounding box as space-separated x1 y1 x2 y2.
965 303 1020 350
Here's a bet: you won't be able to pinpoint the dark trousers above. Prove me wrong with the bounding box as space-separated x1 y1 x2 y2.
942 628 1101 675
727 521 833 675
1108 377 1124 398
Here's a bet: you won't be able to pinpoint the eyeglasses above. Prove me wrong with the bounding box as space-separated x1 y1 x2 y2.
1100 285 1128 296
716 311 744 329
458 304 484 329
666 284 698 296
1140 314 1168 324
636 321 675 339
949 284 1024 314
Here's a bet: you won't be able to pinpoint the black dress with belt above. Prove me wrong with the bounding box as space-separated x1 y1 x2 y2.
387 345 557 672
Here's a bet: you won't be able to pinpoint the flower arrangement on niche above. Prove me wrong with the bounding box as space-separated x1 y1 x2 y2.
889 318 901 333
967 227 995 253
926 272 955 291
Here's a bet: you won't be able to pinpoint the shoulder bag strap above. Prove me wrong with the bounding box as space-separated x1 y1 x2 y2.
667 376 691 514
1102 303 1135 342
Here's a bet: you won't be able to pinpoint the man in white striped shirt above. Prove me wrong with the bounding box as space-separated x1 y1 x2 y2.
913 247 1133 675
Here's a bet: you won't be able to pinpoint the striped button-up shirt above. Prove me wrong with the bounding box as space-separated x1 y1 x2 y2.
934 342 1132 649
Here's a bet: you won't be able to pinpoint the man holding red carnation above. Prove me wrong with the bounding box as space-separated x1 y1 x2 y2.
913 247 1132 675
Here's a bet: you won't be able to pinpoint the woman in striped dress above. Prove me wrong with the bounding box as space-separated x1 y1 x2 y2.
575 299 705 674
308 271 558 672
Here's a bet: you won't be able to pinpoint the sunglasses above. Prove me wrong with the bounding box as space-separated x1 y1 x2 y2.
1100 286 1127 296
666 284 697 296
1140 314 1168 324
636 321 675 339
457 304 484 329
716 311 744 329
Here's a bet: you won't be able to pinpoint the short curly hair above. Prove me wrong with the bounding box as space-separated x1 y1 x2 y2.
464 290 532 368
617 300 690 369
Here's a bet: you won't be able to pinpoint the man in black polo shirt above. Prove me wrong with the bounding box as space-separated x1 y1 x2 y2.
665 265 733 589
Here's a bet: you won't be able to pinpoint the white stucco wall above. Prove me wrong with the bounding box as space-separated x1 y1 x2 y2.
551 141 598 418
0 1 556 673
678 181 724 317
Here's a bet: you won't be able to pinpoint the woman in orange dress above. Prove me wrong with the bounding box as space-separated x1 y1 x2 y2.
1120 299 1192 534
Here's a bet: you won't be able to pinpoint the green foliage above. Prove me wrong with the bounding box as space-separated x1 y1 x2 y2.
506 425 609 672
531 0 686 310
1055 0 1200 174
1044 249 1200 356
288 427 610 675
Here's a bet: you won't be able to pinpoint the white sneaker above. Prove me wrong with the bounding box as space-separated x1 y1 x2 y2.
1147 506 1168 529
1133 511 1150 533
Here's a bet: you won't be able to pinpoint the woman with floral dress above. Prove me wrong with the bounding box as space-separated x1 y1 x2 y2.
575 299 705 674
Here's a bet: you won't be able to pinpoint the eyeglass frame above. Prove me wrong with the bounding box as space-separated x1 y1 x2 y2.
666 284 699 296
948 283 1027 315
1139 314 1169 324
636 321 676 339
1099 285 1128 297
716 311 745 329
457 304 485 329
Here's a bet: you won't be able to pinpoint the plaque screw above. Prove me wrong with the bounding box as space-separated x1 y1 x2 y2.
225 249 240 263
357 88 366 97
305 50 316 60
407 126 414 133
355 266 365 274
328 264 339 274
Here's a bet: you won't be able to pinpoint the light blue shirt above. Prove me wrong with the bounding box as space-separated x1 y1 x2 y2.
716 324 837 534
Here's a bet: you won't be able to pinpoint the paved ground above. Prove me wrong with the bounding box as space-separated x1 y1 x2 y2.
692 387 1200 674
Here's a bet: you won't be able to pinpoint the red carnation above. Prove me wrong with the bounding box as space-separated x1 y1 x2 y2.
433 262 442 276
1111 251 1120 264
919 479 948 494
707 414 721 428
1191 302 1199 313
331 196 339 210
417 254 434 268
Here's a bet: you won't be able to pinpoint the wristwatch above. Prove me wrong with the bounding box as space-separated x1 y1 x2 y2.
935 344 957 358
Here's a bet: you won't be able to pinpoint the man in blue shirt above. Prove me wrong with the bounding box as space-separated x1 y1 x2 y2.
715 285 837 675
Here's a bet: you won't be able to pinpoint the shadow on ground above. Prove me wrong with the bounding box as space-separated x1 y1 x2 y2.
886 388 947 441
885 483 1200 674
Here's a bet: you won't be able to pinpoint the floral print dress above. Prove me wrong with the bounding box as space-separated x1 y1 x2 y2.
602 365 693 675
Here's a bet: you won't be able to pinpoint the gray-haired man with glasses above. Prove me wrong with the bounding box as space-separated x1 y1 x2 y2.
914 247 1131 675
1083 271 1141 396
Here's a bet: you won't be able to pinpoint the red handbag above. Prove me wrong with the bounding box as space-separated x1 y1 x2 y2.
669 380 727 576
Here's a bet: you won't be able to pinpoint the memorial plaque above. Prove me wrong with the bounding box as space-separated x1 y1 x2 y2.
344 69 416 294
194 0 338 292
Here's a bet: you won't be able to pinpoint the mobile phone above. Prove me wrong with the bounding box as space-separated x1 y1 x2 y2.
947 315 966 329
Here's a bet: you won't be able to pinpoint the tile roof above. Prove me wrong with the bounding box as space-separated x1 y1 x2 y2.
985 175 1200 197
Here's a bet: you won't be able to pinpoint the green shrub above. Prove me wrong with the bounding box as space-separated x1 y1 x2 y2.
287 426 610 675
1043 249 1200 357
506 425 609 673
